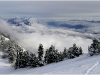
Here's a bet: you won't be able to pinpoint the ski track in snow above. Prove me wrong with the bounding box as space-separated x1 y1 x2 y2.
85 61 99 75
11 54 99 74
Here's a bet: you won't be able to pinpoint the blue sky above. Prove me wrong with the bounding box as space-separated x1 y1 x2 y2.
0 1 100 18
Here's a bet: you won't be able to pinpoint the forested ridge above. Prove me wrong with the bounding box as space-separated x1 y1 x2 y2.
0 34 98 70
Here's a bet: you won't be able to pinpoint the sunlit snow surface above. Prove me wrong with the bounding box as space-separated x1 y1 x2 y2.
0 53 100 74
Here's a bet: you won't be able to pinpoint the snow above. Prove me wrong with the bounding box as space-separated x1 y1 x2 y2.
5 37 9 41
0 52 100 74
0 52 13 74
0 17 100 74
85 61 99 75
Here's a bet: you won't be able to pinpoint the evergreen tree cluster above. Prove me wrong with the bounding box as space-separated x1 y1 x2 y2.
2 35 100 70
0 35 9 58
88 38 100 56
14 43 44 69
0 35 83 70
44 44 82 65
67 43 82 59
13 43 83 69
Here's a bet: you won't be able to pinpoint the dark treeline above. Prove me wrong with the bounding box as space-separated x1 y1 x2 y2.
14 43 82 69
1 35 100 70
0 35 83 69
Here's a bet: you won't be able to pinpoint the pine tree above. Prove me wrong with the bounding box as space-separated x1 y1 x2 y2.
63 47 68 59
44 45 58 64
67 47 75 59
29 52 38 67
38 44 44 65
0 36 5 58
72 43 79 57
78 47 82 55
14 46 24 69
48 45 55 63
67 43 82 59
23 51 30 67
44 49 49 64
59 52 64 61
88 38 100 56
88 45 95 56
0 35 5 47
54 49 59 62
8 40 16 63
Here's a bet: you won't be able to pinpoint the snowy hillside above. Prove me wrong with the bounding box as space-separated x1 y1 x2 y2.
12 54 100 74
1 1 100 74
0 35 99 74
0 53 100 74
0 17 100 74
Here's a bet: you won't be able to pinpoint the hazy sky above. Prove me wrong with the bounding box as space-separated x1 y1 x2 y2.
0 1 100 18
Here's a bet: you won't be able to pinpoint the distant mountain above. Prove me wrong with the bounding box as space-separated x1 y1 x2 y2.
6 17 100 39
47 21 87 29
7 17 35 26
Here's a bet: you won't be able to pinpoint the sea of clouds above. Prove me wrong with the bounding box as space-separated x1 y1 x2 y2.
0 17 95 53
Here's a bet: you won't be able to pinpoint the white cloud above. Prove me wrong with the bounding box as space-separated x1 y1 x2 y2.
0 18 93 53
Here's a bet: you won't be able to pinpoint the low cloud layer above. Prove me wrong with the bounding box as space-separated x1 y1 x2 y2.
0 18 92 53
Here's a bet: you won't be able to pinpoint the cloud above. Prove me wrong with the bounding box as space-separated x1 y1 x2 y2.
0 17 93 54
18 32 92 53
0 19 18 39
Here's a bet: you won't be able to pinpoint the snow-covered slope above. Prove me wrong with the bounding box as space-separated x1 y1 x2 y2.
0 17 100 74
0 53 100 74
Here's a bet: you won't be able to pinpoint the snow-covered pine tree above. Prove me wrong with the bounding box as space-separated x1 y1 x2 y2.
18 48 24 68
0 35 6 58
44 45 56 64
23 51 30 67
49 45 56 63
38 44 44 65
59 52 64 61
8 40 16 63
14 46 24 69
67 43 83 59
54 49 59 62
0 35 5 47
88 46 95 56
63 47 68 59
44 49 49 64
92 38 99 49
88 38 100 56
78 47 82 55
29 52 38 67
72 43 79 57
